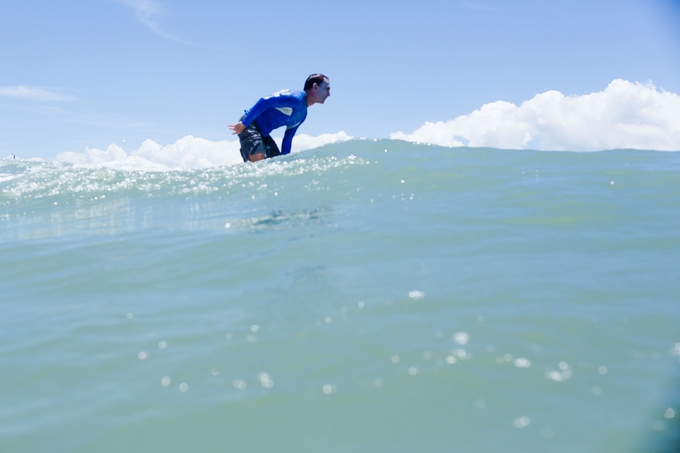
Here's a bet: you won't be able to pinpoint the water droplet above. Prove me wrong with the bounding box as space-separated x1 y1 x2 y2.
138 351 149 360
592 386 602 395
598 366 608 375
158 341 168 349
250 324 260 333
453 332 469 345
161 376 171 387
559 361 568 370
324 316 332 324
179 383 188 392
546 371 563 382
514 416 531 428
233 380 247 390
408 290 425 300
408 367 418 376
391 355 400 364
446 355 457 364
423 351 433 360
610 181 614 185
126 312 134 319
211 368 219 376
504 354 513 362
322 384 333 394
514 358 531 368
259 373 273 388
225 333 233 340
358 301 365 308
665 408 676 419
247 335 256 342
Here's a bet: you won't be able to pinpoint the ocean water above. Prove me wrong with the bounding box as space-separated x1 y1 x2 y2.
1 140 679 453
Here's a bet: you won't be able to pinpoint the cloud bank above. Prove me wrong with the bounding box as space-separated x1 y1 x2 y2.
0 86 74 101
56 132 353 171
391 79 680 151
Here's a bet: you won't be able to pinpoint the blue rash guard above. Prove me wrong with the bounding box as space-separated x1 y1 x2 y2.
241 89 308 155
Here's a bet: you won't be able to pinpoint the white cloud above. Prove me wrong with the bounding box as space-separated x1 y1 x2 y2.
115 0 186 43
0 86 74 101
391 79 680 151
57 136 241 171
279 131 353 152
56 132 353 171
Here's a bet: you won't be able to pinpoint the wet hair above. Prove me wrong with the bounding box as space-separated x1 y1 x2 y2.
304 73 328 91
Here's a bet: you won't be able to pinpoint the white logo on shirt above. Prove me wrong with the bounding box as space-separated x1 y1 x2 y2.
275 107 293 116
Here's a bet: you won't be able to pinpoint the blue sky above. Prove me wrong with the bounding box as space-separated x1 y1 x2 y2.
1 0 679 159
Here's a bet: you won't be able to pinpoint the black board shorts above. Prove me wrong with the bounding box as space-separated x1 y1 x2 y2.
237 116 281 162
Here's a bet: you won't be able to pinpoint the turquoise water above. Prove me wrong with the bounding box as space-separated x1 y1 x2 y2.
2 140 679 452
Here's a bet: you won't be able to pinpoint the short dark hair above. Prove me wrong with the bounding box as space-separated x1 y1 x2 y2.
304 73 328 91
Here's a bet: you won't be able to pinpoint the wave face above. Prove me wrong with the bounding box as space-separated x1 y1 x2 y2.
2 140 680 452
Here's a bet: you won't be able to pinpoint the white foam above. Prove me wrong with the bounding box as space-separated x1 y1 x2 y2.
391 79 680 151
56 132 353 171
